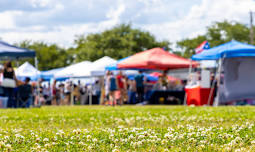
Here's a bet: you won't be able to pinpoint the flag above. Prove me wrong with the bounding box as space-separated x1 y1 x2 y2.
195 41 210 54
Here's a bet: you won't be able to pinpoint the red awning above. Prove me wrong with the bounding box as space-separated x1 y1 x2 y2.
117 48 197 70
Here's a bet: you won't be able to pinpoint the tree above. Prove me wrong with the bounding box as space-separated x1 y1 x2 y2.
17 41 69 70
73 24 171 62
177 20 253 58
177 35 207 58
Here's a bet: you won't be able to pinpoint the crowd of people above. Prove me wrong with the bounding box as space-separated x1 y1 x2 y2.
0 61 185 108
100 70 184 105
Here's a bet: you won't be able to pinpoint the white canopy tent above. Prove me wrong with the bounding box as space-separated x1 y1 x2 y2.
75 56 117 77
54 56 138 79
54 61 92 78
16 62 40 80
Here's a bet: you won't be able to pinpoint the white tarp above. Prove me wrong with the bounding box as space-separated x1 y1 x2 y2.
220 57 255 103
16 62 40 79
200 60 217 68
76 56 117 77
54 56 137 78
54 61 92 78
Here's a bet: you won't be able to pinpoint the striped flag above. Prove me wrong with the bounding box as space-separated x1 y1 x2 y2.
195 41 210 54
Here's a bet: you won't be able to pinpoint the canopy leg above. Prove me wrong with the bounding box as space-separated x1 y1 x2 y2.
184 60 193 106
214 58 223 106
34 57 40 107
207 71 217 106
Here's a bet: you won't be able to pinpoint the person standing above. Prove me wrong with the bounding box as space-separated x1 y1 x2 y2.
116 71 125 105
109 72 117 106
135 71 145 103
93 80 101 104
161 70 169 90
128 79 136 104
104 71 111 105
51 80 57 105
18 77 33 108
64 80 71 105
2 61 17 108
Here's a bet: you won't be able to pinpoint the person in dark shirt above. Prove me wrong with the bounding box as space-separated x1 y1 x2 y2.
2 61 17 108
18 77 32 108
135 71 145 103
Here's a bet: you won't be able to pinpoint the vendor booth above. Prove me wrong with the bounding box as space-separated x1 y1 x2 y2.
118 48 197 70
0 40 36 108
40 67 64 81
0 41 36 59
54 61 92 78
105 57 138 76
76 56 117 77
0 41 37 78
16 62 40 81
117 48 198 105
191 40 255 106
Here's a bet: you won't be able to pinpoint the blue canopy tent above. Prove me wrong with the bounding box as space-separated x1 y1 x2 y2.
191 40 255 106
0 40 39 88
0 41 36 59
0 40 38 80
192 40 255 60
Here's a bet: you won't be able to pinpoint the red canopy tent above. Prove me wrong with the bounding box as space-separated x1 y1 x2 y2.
117 48 197 70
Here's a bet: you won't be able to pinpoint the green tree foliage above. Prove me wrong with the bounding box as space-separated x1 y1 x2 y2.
73 24 171 62
177 20 253 58
17 41 70 70
177 35 207 58
11 21 254 70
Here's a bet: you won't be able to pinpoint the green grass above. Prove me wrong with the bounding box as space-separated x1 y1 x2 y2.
0 106 254 151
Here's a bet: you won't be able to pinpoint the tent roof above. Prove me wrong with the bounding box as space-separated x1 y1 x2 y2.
76 56 117 77
118 48 197 70
41 67 65 76
199 60 217 68
192 40 255 60
54 61 92 78
105 57 129 70
16 62 40 80
0 41 36 59
92 56 117 70
40 67 64 80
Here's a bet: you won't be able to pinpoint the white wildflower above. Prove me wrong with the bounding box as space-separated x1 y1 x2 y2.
43 138 49 142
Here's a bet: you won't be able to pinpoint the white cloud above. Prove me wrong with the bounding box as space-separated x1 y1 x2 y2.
0 11 22 29
140 0 255 45
0 0 255 49
106 4 125 21
29 0 52 8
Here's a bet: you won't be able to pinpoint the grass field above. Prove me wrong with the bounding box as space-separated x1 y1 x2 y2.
0 106 254 151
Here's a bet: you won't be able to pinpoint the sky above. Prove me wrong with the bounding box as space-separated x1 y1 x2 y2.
0 0 255 48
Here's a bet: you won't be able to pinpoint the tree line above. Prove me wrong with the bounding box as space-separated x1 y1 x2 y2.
15 21 255 70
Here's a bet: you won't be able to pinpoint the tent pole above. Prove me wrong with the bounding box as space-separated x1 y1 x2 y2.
89 87 92 105
34 57 40 106
207 69 217 106
183 59 192 106
89 77 93 105
16 60 19 67
214 58 223 106
70 78 74 105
